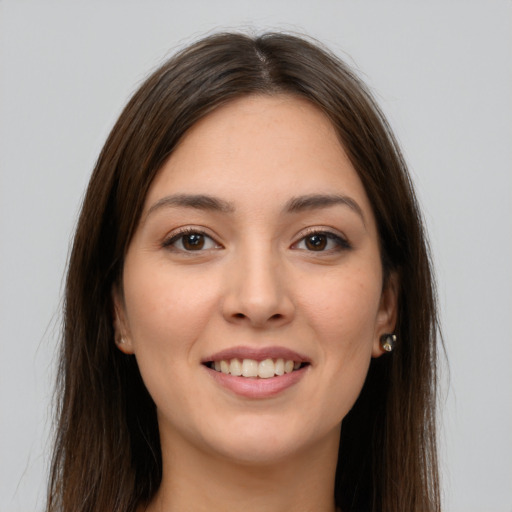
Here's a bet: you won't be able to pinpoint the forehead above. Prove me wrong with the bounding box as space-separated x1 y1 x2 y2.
144 94 374 221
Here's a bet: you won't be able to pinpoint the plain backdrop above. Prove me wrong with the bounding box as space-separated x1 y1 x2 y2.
1 1 511 511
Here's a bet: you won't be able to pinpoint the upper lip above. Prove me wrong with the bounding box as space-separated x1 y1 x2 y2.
201 346 311 364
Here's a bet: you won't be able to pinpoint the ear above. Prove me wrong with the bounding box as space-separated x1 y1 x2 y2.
372 272 399 358
112 285 135 355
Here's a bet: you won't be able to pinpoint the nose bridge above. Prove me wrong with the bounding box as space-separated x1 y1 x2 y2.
223 239 293 327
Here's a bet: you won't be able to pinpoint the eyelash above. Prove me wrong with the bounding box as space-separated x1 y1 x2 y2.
292 229 351 253
162 227 350 253
162 228 220 252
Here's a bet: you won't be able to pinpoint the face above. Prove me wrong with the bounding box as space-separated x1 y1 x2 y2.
114 95 397 465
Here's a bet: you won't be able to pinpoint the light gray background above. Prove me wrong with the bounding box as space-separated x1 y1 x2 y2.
1 1 511 511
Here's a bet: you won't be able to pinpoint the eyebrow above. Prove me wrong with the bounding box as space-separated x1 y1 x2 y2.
145 193 235 220
284 194 365 223
145 192 365 224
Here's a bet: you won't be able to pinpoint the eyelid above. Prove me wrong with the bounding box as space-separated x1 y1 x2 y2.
162 226 223 251
291 227 351 251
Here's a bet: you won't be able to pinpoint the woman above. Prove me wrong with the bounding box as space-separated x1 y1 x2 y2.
47 32 440 512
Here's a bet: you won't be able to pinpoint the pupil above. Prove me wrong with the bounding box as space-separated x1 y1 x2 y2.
306 234 327 251
183 234 204 250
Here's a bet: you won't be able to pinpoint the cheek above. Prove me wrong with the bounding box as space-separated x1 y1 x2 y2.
300 265 382 348
121 261 222 428
122 260 219 359
297 266 382 414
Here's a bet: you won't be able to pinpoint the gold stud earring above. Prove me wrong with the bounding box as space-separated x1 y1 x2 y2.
380 333 396 352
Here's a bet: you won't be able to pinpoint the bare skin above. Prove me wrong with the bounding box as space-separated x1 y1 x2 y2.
148 422 340 512
116 95 397 512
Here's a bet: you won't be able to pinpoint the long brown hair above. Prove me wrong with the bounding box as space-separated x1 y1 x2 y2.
47 32 440 512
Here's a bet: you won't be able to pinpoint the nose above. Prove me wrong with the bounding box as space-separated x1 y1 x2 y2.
221 248 295 329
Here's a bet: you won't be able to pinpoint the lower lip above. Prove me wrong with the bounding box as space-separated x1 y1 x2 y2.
205 366 308 399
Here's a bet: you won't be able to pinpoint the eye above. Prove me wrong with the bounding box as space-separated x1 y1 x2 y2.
293 231 350 252
163 229 220 252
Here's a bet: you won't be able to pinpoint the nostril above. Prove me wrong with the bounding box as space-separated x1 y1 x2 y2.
227 309 291 326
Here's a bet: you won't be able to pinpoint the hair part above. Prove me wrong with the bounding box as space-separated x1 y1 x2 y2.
47 32 440 512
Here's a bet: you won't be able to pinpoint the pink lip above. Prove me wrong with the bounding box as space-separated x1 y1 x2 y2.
201 346 311 399
204 364 309 399
201 345 310 363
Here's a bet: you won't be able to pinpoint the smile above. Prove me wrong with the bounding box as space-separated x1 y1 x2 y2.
205 358 308 378
202 346 311 398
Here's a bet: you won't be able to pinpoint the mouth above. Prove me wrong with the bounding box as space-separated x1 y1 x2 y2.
203 358 310 378
202 347 310 398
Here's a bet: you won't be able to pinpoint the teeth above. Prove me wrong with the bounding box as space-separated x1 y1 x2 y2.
258 359 275 379
242 359 258 377
220 360 230 374
210 358 303 378
229 358 242 376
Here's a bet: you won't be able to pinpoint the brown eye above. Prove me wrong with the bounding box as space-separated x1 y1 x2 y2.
164 230 219 252
182 233 205 250
305 234 328 251
293 231 351 252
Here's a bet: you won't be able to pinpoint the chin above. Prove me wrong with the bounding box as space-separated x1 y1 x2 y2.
208 433 305 466
197 412 334 466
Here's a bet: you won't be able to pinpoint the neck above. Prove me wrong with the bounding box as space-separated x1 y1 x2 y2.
146 426 340 512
